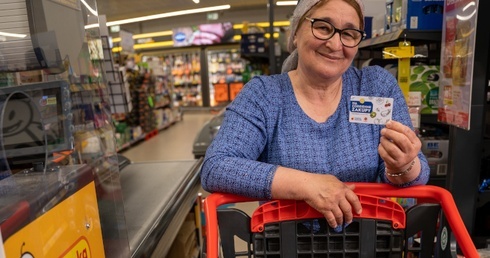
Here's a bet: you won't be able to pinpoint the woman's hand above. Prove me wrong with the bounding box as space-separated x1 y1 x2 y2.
271 168 362 230
303 174 362 230
378 120 422 182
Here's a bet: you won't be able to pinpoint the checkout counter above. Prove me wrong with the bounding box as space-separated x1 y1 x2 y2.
120 159 203 257
0 158 203 257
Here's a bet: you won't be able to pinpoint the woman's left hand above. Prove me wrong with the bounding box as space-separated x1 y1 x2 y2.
378 120 421 171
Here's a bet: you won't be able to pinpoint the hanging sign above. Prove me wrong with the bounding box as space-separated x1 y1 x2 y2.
119 30 134 54
172 22 234 47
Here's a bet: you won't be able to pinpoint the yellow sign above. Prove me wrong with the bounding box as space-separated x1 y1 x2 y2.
60 237 91 258
383 42 415 102
4 181 105 257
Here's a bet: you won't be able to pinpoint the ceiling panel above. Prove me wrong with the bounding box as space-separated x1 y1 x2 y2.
96 0 269 22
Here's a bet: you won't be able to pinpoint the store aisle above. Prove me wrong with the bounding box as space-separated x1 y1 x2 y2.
120 111 216 162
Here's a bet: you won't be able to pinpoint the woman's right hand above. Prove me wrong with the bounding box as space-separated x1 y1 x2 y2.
271 168 362 230
302 174 362 230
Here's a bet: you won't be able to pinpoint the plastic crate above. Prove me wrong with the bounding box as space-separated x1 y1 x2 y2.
203 183 479 258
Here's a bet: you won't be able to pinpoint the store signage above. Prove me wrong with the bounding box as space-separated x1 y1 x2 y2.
174 32 187 43
119 30 134 54
207 12 219 20
172 22 235 47
110 25 120 33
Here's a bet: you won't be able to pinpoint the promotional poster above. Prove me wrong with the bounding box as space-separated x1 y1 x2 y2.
438 0 478 130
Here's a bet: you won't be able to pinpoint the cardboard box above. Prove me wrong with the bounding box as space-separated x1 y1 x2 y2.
240 33 266 54
409 65 440 114
387 0 444 31
364 16 373 39
421 138 448 176
167 220 198 258
240 33 265 44
240 42 265 54
404 0 444 30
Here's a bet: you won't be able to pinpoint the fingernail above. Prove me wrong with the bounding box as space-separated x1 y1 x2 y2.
344 222 351 228
357 209 362 215
334 225 342 233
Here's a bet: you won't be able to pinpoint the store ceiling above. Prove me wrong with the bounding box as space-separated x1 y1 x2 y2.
96 0 268 22
96 0 385 23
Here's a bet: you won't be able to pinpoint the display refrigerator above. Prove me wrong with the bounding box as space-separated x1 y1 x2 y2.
142 48 202 108
206 45 249 107
141 43 250 108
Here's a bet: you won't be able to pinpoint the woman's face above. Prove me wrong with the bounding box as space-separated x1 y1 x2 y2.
294 0 361 80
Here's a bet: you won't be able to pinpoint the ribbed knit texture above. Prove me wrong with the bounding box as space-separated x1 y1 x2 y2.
201 65 430 199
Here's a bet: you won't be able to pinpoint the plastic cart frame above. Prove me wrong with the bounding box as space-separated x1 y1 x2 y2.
203 183 479 258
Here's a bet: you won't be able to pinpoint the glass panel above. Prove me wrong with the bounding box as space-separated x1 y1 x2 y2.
0 0 130 256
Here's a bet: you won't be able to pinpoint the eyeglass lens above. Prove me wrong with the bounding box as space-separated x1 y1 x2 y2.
311 20 363 47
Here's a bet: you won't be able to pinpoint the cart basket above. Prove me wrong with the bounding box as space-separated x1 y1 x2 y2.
203 183 479 258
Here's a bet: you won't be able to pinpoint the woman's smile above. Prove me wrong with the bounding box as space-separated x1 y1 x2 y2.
317 50 343 61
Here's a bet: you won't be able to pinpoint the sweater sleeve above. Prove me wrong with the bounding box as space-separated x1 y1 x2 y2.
370 66 430 186
200 76 278 199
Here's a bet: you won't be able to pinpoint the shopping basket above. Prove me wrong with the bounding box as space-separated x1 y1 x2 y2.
203 183 479 258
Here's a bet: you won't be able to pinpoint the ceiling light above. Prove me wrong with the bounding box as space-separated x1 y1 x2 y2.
86 5 231 29
112 30 173 42
193 0 200 3
0 32 27 38
276 1 297 6
81 0 98 16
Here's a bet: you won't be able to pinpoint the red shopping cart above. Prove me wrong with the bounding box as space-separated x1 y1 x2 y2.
203 183 479 258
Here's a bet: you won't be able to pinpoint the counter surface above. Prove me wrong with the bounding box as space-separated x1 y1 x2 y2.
120 159 202 257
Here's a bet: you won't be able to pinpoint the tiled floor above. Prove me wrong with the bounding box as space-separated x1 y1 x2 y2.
120 110 215 162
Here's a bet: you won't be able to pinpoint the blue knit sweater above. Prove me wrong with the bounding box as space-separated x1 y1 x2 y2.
201 65 430 199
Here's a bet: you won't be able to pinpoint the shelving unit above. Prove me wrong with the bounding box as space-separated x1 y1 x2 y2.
171 52 202 107
359 29 442 49
357 30 442 68
207 47 248 106
150 57 182 130
358 11 490 244
101 36 132 120
357 29 449 189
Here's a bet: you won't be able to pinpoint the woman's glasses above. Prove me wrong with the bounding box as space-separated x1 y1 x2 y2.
305 17 366 48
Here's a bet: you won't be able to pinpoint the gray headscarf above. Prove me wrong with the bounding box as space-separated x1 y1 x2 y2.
281 0 365 73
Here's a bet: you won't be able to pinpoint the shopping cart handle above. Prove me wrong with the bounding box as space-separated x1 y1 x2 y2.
203 183 479 258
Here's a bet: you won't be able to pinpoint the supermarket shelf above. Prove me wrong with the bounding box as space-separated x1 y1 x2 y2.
359 29 442 49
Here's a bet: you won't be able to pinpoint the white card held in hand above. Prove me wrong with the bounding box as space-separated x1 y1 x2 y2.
349 96 393 125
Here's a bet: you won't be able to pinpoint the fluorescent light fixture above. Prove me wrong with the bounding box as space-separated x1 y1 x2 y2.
276 1 297 6
112 40 174 52
112 33 281 52
112 30 173 43
0 32 27 38
233 20 290 30
81 0 98 16
87 5 230 29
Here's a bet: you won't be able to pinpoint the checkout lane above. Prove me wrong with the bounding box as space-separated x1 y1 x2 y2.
120 159 203 257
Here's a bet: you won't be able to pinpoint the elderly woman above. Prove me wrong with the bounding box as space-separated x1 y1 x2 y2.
201 0 430 231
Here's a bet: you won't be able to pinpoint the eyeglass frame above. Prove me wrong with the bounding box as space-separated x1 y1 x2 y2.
304 17 366 48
